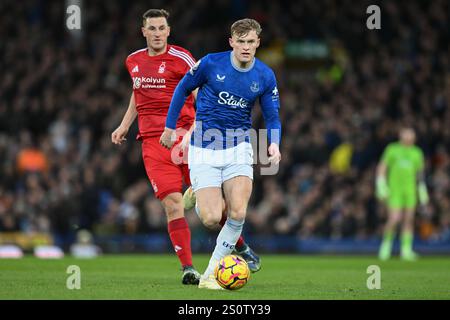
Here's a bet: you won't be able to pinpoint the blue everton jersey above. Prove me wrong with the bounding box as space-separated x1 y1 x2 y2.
166 51 281 149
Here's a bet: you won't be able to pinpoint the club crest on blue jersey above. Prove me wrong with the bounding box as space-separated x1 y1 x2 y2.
250 81 259 93
272 86 279 101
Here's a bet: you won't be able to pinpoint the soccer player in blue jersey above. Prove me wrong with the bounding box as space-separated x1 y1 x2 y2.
160 18 281 289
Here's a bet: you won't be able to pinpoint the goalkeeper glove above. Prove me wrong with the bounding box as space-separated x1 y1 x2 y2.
376 176 389 200
418 182 429 205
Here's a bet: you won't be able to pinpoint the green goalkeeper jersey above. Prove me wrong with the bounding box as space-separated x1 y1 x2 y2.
381 142 424 191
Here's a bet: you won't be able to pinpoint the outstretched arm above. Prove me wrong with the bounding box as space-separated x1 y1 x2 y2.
160 77 197 149
160 58 207 149
417 170 429 205
165 76 197 130
111 92 137 145
260 73 282 165
261 105 282 165
375 162 388 200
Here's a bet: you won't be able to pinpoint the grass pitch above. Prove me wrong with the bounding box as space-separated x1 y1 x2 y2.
1 254 449 300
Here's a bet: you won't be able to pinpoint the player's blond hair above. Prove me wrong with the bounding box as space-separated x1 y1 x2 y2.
142 9 170 26
230 18 262 38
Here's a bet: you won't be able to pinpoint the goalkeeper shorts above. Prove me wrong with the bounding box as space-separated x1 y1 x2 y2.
387 188 417 210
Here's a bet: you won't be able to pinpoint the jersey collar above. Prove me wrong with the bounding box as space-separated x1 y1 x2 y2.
146 44 170 57
230 51 255 72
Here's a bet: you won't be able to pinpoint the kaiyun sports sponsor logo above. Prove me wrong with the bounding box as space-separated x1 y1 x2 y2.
133 76 166 89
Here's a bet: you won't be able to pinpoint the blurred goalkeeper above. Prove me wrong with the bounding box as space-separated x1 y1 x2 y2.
375 127 429 261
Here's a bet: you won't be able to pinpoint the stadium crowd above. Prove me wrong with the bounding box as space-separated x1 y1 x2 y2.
0 0 449 249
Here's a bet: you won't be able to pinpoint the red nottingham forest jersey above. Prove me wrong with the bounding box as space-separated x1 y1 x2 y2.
125 45 196 138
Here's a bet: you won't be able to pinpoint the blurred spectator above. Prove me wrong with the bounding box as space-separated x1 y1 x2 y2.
70 229 102 258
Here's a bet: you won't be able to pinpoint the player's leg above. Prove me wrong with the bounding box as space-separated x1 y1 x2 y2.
379 208 402 260
379 186 403 260
194 187 226 289
189 191 252 250
400 191 418 261
400 208 418 261
202 143 253 277
200 175 252 284
142 137 199 284
195 187 224 229
224 142 260 271
189 141 260 272
187 156 226 289
160 192 200 283
219 199 261 272
181 163 222 230
184 187 261 272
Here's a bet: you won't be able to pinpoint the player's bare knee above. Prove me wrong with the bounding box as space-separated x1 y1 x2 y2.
402 215 414 227
200 211 222 229
388 218 399 229
388 212 402 225
228 209 246 222
162 195 184 221
165 206 184 221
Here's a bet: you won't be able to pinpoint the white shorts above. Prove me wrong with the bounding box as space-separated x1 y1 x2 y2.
188 142 254 191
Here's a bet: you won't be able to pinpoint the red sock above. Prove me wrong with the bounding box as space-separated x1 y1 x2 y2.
219 211 245 249
168 217 193 268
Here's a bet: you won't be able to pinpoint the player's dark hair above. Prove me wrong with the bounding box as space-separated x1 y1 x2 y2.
142 9 170 26
230 18 262 37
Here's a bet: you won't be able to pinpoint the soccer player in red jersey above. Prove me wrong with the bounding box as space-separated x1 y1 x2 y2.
111 9 260 285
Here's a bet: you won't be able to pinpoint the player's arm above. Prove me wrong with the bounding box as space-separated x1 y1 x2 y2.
180 89 199 148
417 170 429 205
259 71 282 165
192 88 199 102
112 92 137 145
160 58 208 149
417 151 429 205
375 147 390 200
180 120 196 152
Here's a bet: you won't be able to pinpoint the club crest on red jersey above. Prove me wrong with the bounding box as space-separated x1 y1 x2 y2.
158 61 166 74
